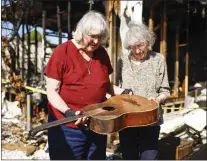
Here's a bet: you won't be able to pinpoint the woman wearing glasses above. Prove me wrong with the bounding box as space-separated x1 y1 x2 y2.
116 21 170 160
44 11 115 160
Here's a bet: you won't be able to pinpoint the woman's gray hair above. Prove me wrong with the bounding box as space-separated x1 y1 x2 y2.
72 10 109 42
123 21 156 50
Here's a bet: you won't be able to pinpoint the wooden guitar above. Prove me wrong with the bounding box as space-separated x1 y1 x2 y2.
29 94 158 136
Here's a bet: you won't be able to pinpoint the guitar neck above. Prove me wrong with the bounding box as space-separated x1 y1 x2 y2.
29 115 83 136
29 103 105 136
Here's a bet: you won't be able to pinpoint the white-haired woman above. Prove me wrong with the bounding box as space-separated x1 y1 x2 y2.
116 21 170 160
44 11 114 160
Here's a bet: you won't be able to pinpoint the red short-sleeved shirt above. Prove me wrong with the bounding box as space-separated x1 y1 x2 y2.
44 40 113 128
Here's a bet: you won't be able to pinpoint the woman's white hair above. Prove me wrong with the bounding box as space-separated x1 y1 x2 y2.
123 21 156 50
72 10 109 42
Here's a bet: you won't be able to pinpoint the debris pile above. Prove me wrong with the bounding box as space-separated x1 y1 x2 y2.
1 83 206 159
1 96 49 159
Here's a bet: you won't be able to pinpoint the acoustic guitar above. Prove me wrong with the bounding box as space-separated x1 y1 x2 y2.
29 94 158 136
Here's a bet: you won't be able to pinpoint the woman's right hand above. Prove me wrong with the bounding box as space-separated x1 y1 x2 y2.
65 109 88 126
74 111 88 126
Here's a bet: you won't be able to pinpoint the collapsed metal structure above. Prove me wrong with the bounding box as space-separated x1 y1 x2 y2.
1 0 207 95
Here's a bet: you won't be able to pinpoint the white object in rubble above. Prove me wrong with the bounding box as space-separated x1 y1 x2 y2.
1 93 7 115
32 92 43 105
106 152 114 157
2 118 20 124
194 83 202 88
1 91 6 101
200 129 207 138
1 150 32 159
44 141 48 151
197 88 207 102
2 100 22 119
200 88 206 95
32 149 49 160
183 109 207 132
196 95 207 102
160 115 185 134
181 103 199 115
184 96 195 108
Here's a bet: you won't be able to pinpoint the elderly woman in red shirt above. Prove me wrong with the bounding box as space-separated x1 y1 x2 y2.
44 11 115 160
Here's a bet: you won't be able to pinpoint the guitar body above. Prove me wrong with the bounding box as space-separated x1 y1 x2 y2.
83 94 158 134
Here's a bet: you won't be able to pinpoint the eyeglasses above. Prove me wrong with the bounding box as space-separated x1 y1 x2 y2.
87 34 103 41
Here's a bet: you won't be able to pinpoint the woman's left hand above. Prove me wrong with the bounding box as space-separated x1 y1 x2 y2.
121 88 134 95
148 97 160 105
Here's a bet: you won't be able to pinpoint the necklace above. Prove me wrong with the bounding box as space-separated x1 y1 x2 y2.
84 59 92 75
79 50 93 75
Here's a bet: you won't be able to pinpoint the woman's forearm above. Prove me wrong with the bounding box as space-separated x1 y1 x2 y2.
46 77 70 114
47 90 69 113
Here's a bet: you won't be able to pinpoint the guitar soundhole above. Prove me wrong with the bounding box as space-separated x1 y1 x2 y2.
102 106 115 111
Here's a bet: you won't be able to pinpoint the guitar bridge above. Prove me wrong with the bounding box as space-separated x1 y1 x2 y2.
122 98 141 106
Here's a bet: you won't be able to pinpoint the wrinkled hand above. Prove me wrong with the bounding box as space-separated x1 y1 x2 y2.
64 109 89 126
148 97 159 105
121 88 134 95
